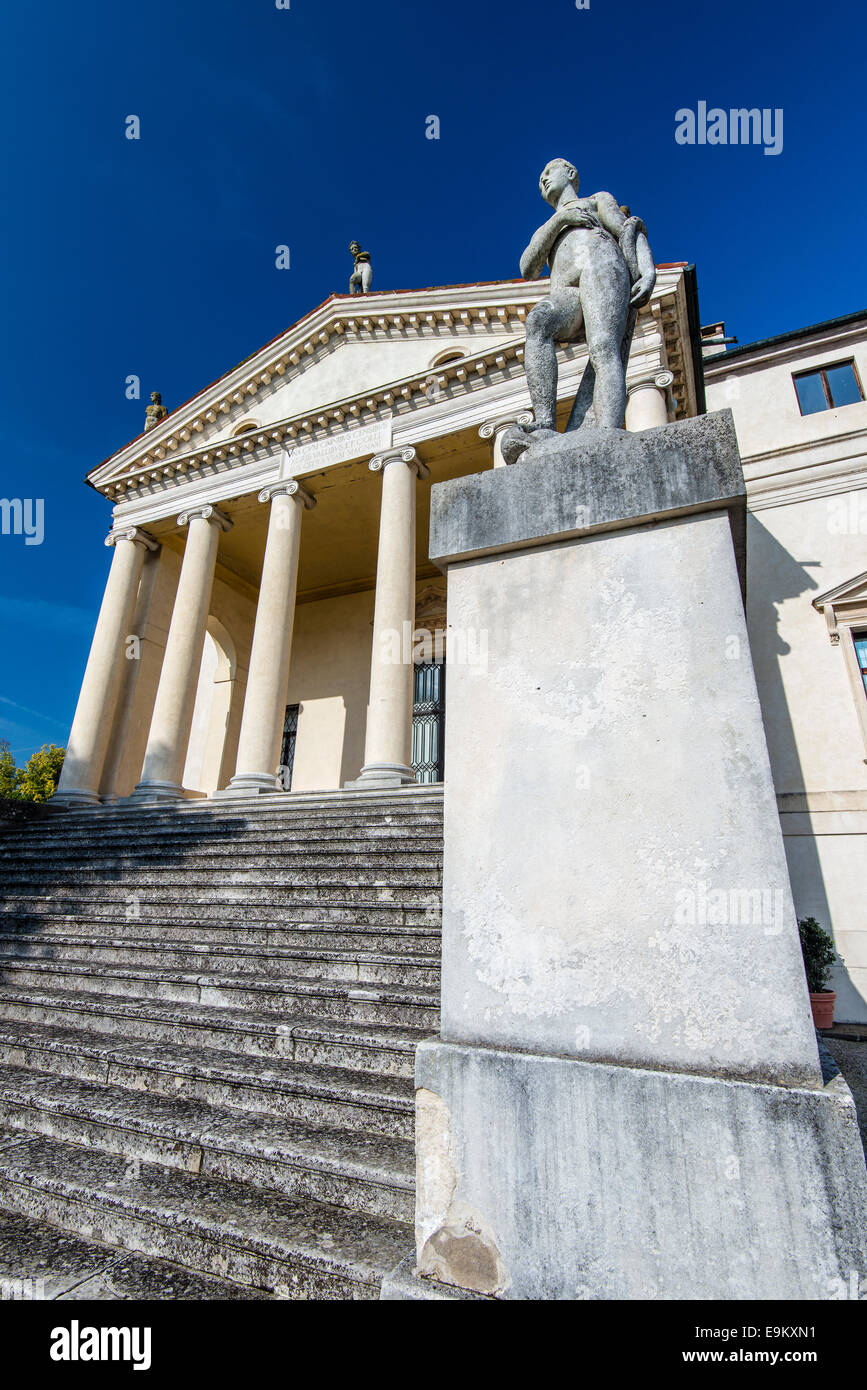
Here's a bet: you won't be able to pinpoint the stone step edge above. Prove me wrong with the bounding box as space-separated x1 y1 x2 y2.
0 956 440 1005
0 934 441 968
0 1020 415 1112
0 1064 415 1192
0 1135 411 1292
0 984 431 1053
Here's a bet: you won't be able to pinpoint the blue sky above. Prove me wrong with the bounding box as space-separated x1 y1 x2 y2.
1 0 864 760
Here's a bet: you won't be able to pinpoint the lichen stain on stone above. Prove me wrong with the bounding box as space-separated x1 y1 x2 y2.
415 1087 510 1296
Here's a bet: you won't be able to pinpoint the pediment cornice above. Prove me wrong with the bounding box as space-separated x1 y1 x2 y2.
813 569 867 644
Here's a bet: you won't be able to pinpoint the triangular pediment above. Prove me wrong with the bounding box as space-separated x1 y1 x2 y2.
813 571 867 609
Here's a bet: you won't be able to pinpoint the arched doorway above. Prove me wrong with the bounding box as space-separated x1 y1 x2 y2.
182 617 238 794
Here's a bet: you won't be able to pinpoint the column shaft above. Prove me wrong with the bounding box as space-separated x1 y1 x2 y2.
54 530 155 807
133 507 229 800
347 448 428 788
226 483 313 794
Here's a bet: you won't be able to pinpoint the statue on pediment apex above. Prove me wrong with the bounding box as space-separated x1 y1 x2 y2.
349 241 372 295
144 391 168 433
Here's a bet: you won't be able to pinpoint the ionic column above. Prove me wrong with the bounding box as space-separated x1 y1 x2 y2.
347 446 429 789
224 481 316 795
479 411 534 467
625 371 674 431
132 505 231 802
53 527 158 808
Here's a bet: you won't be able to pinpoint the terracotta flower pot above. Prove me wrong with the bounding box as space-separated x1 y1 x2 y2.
809 991 836 1029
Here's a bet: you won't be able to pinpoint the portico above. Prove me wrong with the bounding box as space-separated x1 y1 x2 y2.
53 272 699 808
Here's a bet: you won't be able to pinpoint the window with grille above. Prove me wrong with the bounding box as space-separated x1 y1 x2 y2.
411 662 445 784
278 704 299 791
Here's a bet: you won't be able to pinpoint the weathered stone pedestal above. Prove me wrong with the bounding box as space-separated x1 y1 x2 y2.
400 412 867 1300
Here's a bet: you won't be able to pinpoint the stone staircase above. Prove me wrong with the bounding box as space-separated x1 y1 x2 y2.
0 785 442 1299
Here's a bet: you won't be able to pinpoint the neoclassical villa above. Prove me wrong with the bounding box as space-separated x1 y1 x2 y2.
1 261 863 1301
52 276 867 1023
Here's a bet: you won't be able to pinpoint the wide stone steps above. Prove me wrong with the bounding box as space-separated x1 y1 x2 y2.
0 985 423 1076
0 1131 411 1298
0 935 439 987
0 846 444 871
0 957 439 1028
0 1064 414 1221
0 898 439 927
0 786 442 1296
0 1020 414 1138
0 916 441 953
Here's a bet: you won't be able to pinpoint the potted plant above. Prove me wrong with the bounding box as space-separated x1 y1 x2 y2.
798 916 840 1029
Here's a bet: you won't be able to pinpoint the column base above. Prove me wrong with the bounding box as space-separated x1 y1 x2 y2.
214 773 283 798
344 762 417 791
413 1038 867 1300
127 779 187 804
50 788 103 810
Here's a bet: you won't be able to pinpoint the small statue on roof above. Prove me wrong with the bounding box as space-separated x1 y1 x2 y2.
349 241 372 295
144 391 168 432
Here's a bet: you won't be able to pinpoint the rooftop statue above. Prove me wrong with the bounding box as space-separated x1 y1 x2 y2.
349 241 372 295
504 159 656 463
144 390 168 433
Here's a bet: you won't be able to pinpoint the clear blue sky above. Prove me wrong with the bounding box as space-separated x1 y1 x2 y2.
1 0 864 760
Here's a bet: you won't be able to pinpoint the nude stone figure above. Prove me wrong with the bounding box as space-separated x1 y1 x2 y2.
510 158 656 454
144 391 168 433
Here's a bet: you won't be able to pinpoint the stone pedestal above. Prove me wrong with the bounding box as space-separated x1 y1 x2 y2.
408 411 867 1300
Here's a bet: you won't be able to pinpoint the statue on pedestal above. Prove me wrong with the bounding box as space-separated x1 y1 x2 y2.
504 158 656 463
349 241 372 295
144 391 168 433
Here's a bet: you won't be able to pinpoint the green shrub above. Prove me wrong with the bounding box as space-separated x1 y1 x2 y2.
798 916 840 994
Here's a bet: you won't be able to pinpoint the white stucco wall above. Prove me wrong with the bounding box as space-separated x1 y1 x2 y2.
285 588 375 792
707 320 867 1019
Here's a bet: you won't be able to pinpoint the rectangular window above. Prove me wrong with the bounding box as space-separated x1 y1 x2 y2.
853 633 867 699
794 360 864 415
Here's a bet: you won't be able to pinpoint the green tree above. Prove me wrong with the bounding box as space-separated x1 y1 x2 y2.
0 740 21 799
17 744 65 802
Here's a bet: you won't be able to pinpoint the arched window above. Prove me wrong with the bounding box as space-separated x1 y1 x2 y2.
232 420 259 437
429 349 464 369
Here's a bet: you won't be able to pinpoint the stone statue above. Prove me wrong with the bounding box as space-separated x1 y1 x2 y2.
144 391 168 432
504 158 656 462
349 241 372 295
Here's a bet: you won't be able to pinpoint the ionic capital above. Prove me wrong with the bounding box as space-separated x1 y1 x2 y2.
176 503 233 532
626 370 674 397
105 526 159 551
369 446 430 480
479 410 534 440
258 480 317 509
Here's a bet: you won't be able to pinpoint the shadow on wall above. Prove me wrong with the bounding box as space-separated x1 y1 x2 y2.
746 513 862 1018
